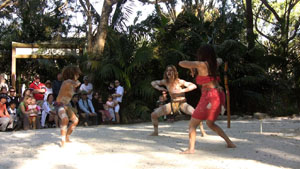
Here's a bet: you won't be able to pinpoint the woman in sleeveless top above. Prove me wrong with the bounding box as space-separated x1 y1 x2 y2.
179 44 236 154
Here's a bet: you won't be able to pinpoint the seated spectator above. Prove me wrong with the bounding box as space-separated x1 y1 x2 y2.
0 86 8 94
0 93 13 131
79 76 93 100
27 98 40 130
106 95 116 122
7 87 19 107
102 104 113 123
41 94 58 128
70 93 80 118
92 92 103 124
17 96 35 130
0 75 8 91
78 91 97 126
20 88 33 102
44 80 53 101
7 101 18 129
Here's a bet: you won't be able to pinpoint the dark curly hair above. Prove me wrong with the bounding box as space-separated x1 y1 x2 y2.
62 65 82 80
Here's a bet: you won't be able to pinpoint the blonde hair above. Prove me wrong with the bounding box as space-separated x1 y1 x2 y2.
163 65 179 85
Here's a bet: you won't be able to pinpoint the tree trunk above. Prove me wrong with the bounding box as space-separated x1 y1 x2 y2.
93 0 117 57
79 0 93 54
245 0 255 49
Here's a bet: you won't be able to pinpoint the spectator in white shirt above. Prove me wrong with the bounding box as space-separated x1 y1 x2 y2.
112 80 124 123
44 80 53 101
79 76 93 100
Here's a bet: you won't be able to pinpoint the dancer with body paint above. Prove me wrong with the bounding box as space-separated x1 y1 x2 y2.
55 65 81 147
150 65 207 136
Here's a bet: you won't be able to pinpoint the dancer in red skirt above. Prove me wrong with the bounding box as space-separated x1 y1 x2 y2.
179 44 236 154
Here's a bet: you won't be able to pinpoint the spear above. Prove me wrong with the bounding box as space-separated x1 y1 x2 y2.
224 62 231 128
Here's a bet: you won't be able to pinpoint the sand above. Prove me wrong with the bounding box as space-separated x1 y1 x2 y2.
0 116 299 169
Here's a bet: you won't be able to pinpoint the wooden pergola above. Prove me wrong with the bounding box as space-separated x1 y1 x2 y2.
11 41 83 90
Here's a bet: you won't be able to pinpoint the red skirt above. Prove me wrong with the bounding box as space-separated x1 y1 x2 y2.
192 88 225 121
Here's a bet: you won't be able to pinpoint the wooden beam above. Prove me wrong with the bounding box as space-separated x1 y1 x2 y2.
15 54 70 59
12 42 81 49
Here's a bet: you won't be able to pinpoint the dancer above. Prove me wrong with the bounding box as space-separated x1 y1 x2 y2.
150 65 206 136
55 65 81 147
179 44 236 154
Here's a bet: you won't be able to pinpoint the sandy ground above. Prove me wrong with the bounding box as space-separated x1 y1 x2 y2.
0 117 299 169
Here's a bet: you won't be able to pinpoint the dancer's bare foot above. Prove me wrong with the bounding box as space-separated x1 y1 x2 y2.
66 137 72 143
227 143 236 148
149 132 158 136
180 149 195 154
60 141 65 147
201 132 208 137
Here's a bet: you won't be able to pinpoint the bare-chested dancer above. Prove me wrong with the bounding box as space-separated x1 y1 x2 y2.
55 65 81 147
150 65 207 136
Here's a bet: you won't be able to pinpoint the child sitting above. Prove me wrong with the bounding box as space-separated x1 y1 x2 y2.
27 98 40 129
101 104 113 123
7 101 18 129
106 95 116 122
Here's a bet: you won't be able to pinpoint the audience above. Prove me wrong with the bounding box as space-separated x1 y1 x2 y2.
0 75 8 91
7 87 19 107
1 86 8 94
0 93 12 131
106 95 116 122
41 94 58 128
7 101 18 129
18 96 34 130
80 76 93 100
70 93 80 118
78 91 97 126
102 104 113 123
27 97 40 130
29 74 46 107
92 92 103 124
52 72 63 100
44 80 53 101
0 73 128 131
108 82 115 95
112 80 124 123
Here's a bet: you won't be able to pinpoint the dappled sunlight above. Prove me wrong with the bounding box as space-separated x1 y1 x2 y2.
12 131 37 139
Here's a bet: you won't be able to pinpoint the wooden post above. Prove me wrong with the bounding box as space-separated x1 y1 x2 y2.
224 62 231 128
11 46 16 89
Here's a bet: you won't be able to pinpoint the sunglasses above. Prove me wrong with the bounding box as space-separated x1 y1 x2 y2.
10 91 15 92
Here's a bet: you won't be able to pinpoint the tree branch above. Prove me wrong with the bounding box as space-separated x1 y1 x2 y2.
254 3 278 45
138 0 173 4
261 0 281 22
58 0 68 12
288 16 300 41
0 0 13 10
